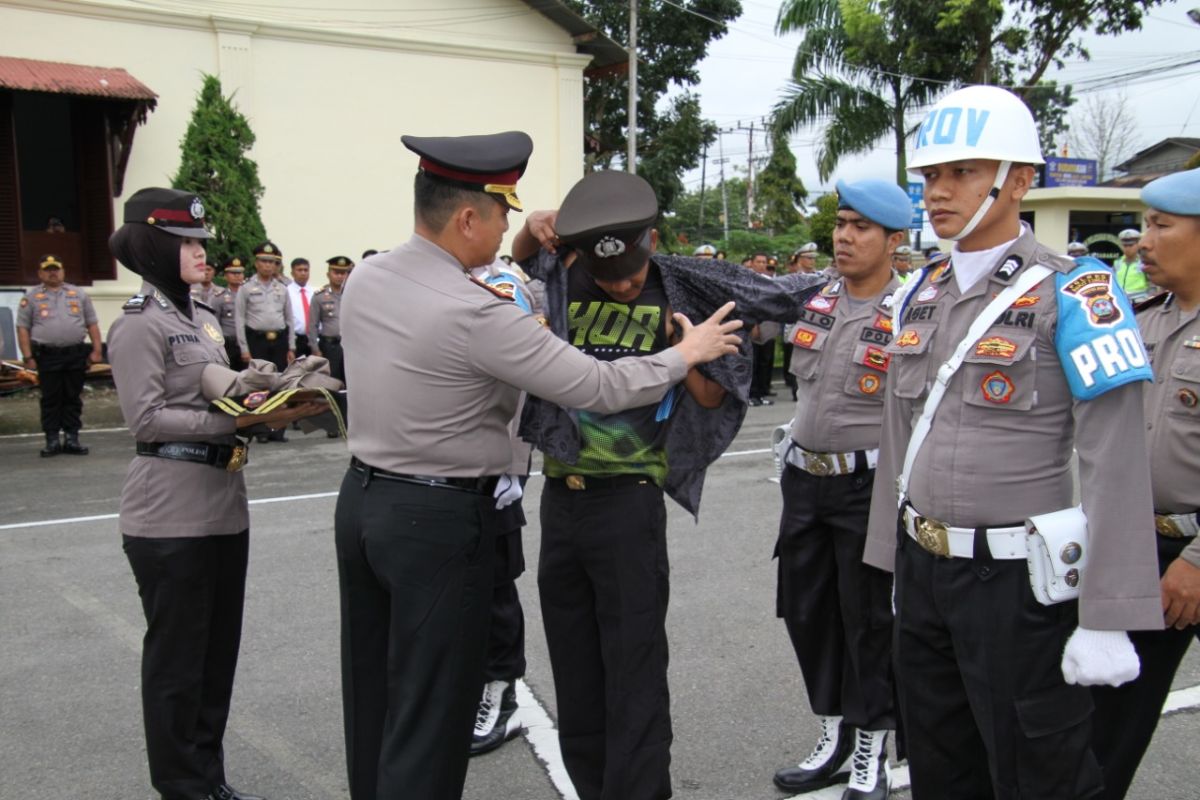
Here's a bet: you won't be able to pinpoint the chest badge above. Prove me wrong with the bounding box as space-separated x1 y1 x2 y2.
203 322 224 343
975 337 1017 359
895 330 921 348
859 374 882 394
981 370 1015 404
793 329 819 348
1180 389 1199 409
1061 271 1122 327
1183 337 1200 350
916 286 938 302
805 294 837 313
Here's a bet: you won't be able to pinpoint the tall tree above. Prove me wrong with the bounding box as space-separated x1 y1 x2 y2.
567 0 740 211
755 126 808 234
172 74 267 271
1069 92 1141 181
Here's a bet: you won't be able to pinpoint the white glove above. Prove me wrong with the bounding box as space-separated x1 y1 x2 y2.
1061 627 1140 687
493 474 523 511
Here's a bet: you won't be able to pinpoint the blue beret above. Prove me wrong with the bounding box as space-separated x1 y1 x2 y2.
1141 167 1200 216
835 179 913 231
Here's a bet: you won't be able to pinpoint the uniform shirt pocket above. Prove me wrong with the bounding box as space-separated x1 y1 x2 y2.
962 328 1038 411
1167 350 1200 419
171 345 215 367
843 341 890 401
885 322 936 398
787 324 827 380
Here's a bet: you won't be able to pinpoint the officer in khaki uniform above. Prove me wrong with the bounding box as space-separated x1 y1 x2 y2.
193 262 240 369
17 254 103 456
1091 167 1200 799
308 256 353 383
218 259 245 368
334 132 742 800
234 242 294 369
772 180 910 800
863 86 1163 798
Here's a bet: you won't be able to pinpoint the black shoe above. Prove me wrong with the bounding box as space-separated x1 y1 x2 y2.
470 680 521 756
748 397 762 407
213 784 265 800
40 433 62 458
326 431 340 439
758 397 774 406
62 432 89 455
842 730 888 800
791 388 798 401
269 429 287 442
774 716 854 793
255 433 270 444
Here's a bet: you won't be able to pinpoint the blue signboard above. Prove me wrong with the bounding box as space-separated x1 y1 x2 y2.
1044 157 1098 188
906 181 924 229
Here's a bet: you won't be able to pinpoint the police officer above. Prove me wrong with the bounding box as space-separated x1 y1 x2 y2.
235 241 294 369
107 187 317 800
191 263 220 305
796 242 820 274
1090 167 1200 799
693 243 717 258
1114 227 1153 301
16 254 103 456
862 86 1163 798
334 132 742 800
890 244 912 279
772 179 909 800
1068 240 1089 257
308 256 353 383
218 259 246 369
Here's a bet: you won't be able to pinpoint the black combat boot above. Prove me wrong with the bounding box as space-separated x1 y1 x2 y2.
40 433 62 457
62 431 89 455
469 680 521 756
774 715 854 792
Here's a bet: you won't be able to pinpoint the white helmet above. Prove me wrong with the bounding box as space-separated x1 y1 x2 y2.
1118 228 1141 242
693 243 717 257
1067 241 1087 255
909 85 1044 171
909 85 1043 242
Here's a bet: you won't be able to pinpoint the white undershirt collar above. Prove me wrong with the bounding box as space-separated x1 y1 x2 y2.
951 223 1026 294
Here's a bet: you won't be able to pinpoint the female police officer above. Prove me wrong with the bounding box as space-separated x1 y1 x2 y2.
107 188 316 800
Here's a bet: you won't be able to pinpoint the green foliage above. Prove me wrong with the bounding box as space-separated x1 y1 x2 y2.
661 175 811 259
756 126 808 234
171 74 267 272
567 0 740 214
1187 151 1200 171
1022 81 1074 155
807 193 840 255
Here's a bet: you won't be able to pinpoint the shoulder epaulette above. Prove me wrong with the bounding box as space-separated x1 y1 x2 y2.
468 275 516 302
123 295 149 313
1134 292 1170 314
194 299 215 314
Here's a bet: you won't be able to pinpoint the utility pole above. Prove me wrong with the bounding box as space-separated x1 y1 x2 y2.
627 0 637 173
697 141 708 242
746 120 755 228
716 130 730 244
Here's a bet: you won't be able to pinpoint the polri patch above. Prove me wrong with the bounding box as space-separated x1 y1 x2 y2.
975 336 1017 359
895 330 921 348
793 328 821 349
805 294 837 313
981 370 1015 404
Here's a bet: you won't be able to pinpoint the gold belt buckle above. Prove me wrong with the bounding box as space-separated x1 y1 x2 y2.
915 515 951 557
226 444 247 473
1155 514 1182 538
265 330 278 341
565 474 586 491
803 451 833 476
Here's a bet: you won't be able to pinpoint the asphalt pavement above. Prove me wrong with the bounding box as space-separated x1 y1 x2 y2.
2 390 1198 800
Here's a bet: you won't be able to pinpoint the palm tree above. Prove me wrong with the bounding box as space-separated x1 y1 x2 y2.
772 0 973 185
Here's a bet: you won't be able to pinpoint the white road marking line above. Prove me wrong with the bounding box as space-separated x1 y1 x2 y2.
1163 683 1200 715
0 426 129 439
515 679 579 800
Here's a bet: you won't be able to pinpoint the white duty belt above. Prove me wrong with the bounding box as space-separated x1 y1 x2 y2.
785 444 879 477
1155 512 1200 538
902 505 1027 559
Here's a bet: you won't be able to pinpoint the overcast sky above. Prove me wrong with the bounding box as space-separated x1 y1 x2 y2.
679 0 1200 198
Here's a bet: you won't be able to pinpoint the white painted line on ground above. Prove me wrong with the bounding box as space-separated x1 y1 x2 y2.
515 679 579 800
1163 683 1200 715
0 426 129 439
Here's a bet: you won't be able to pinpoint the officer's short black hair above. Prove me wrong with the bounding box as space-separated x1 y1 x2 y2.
414 172 497 232
291 258 309 268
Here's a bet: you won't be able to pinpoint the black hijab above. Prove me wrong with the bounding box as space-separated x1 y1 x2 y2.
109 224 193 316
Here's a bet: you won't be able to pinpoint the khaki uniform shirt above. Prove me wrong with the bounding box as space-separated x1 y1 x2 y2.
864 230 1162 631
789 277 900 453
107 282 247 539
234 276 294 353
342 235 688 476
16 283 97 345
308 286 343 341
1138 296 1200 567
192 284 237 336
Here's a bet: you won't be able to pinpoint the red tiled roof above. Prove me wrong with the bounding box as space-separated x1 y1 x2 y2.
0 56 156 101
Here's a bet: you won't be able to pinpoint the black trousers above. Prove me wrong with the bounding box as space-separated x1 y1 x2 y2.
776 464 894 730
1091 534 1198 800
750 341 774 398
319 336 345 384
245 329 288 370
222 337 242 371
894 523 1103 800
294 332 311 358
334 468 496 800
34 342 89 434
485 499 527 682
538 477 672 800
123 531 249 800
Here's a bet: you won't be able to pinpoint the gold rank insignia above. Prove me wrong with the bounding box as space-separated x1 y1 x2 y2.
204 322 224 343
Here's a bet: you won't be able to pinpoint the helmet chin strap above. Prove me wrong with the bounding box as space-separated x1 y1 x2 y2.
947 160 1012 242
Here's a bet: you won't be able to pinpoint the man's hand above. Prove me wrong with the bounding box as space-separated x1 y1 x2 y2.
1162 558 1200 629
1061 627 1140 686
286 349 296 365
671 301 743 368
241 352 251 364
526 210 559 252
88 350 102 365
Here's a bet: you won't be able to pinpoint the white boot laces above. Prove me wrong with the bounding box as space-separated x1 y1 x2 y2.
798 716 842 770
474 681 503 735
848 729 884 791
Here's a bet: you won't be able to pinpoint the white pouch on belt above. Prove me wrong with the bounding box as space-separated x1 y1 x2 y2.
1025 506 1088 606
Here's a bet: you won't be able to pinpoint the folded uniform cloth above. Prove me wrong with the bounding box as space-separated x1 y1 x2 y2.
202 357 348 438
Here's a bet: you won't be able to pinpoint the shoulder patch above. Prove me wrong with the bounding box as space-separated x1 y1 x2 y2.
1055 264 1152 400
123 295 149 313
468 275 516 303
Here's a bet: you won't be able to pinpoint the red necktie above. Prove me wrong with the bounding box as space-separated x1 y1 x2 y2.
299 287 309 329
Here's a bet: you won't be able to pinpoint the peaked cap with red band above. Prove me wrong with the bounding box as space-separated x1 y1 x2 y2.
122 187 213 238
402 130 533 212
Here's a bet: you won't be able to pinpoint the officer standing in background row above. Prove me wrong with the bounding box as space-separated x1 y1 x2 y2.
863 85 1163 798
235 242 294 369
1115 227 1153 301
333 131 742 800
218 259 245 369
309 256 353 384
1091 167 1200 800
795 242 819 274
17 254 103 456
191 263 220 305
890 245 912 280
772 179 909 800
287 257 313 358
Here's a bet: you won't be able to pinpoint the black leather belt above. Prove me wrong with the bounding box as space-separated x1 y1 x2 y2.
349 456 496 494
547 474 654 491
247 328 286 341
319 335 342 344
33 342 87 353
137 441 247 472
